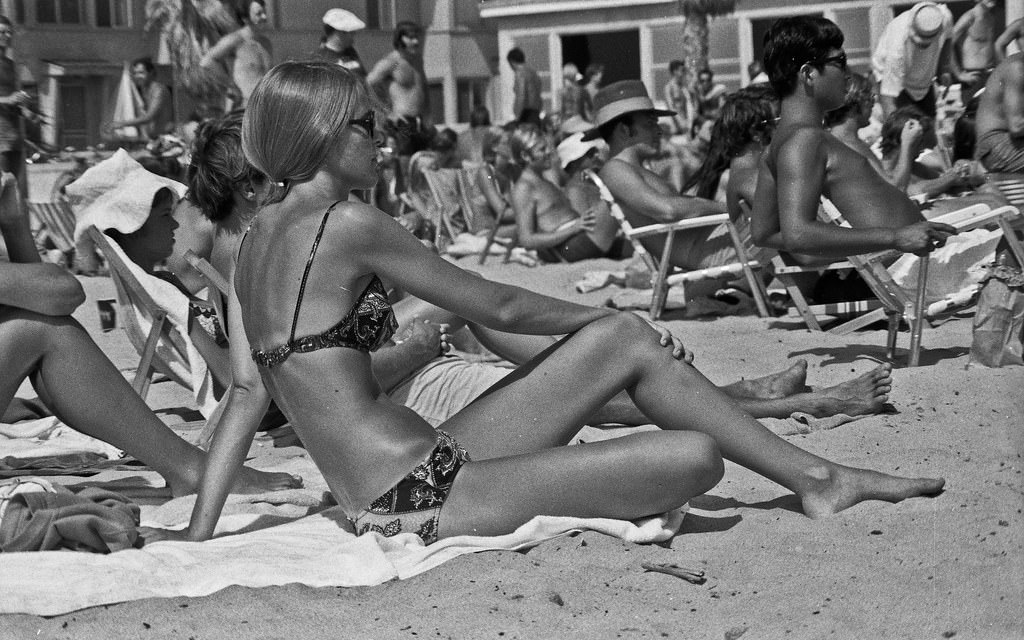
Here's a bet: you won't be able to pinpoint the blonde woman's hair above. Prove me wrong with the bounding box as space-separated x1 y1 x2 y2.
242 61 374 194
508 125 545 169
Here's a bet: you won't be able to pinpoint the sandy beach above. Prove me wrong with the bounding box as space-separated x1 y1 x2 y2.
1 255 1021 639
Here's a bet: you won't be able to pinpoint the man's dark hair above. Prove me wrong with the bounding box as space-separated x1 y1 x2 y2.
669 60 685 74
763 16 845 97
597 112 640 142
469 105 491 128
233 0 264 26
131 56 155 73
880 105 934 156
0 15 12 27
393 21 421 50
506 47 525 65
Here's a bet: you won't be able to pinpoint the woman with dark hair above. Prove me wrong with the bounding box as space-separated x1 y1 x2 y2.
150 61 942 546
200 0 272 107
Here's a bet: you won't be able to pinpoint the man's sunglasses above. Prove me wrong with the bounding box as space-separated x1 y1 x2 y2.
812 52 848 72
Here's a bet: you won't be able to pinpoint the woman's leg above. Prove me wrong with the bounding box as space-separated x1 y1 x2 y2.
0 308 298 495
439 312 943 533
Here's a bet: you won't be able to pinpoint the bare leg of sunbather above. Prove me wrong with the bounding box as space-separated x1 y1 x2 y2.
438 313 942 537
0 308 300 496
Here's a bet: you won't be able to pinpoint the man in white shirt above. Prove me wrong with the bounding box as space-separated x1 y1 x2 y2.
872 2 961 119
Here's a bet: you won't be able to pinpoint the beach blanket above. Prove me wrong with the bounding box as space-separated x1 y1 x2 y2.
0 417 123 464
0 491 684 616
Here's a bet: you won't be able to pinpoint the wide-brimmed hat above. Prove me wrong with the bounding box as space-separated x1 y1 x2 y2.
581 80 674 141
68 148 187 242
323 8 365 32
910 2 944 41
556 132 607 169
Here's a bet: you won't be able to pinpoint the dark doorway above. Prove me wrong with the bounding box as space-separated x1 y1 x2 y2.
560 29 640 86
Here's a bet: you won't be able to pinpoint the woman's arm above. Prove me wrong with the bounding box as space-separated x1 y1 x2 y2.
183 285 270 541
350 204 614 336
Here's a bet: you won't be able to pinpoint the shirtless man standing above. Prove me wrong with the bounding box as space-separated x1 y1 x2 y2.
200 0 272 108
750 16 956 263
592 80 738 271
368 21 433 193
973 51 1024 173
952 0 1001 94
509 129 622 262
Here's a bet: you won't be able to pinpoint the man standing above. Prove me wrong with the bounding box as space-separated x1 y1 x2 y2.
0 16 29 186
506 47 542 125
663 60 696 137
110 57 173 141
314 8 366 76
695 68 726 120
368 21 433 192
872 2 959 119
590 80 734 271
951 0 1001 95
974 51 1024 173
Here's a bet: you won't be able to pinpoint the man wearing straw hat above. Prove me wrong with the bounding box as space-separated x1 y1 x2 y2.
589 80 738 271
872 2 958 119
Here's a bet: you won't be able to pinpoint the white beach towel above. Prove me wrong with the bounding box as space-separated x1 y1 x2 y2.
0 417 122 461
0 501 684 616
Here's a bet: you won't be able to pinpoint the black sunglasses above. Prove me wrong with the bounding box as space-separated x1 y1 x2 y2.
813 52 848 71
349 111 376 137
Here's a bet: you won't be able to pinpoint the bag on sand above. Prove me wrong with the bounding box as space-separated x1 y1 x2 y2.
969 263 1024 368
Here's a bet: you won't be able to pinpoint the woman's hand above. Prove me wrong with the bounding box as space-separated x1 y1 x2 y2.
578 207 599 233
644 317 693 363
394 317 450 359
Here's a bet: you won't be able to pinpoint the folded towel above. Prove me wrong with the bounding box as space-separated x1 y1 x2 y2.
0 417 123 462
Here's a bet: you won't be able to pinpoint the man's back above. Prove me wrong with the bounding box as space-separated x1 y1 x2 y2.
976 53 1023 136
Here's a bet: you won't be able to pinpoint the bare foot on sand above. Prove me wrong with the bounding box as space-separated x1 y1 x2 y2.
169 466 301 497
800 464 945 518
803 363 893 417
731 360 809 399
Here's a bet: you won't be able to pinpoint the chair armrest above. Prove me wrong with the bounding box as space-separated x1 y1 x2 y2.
629 213 731 239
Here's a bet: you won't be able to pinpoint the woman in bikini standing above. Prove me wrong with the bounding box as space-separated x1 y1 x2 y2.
146 62 944 546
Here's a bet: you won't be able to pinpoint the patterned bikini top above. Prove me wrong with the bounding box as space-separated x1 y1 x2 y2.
251 202 398 368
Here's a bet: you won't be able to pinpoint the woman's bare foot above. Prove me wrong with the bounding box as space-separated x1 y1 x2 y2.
728 360 809 399
800 464 945 518
168 466 302 497
804 364 893 417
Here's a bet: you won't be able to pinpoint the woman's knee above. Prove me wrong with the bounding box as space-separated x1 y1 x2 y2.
579 312 659 358
652 431 723 495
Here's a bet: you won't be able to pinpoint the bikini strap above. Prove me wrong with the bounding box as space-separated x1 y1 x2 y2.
288 201 342 344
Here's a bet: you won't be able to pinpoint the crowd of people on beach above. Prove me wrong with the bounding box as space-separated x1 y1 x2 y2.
2 1 1023 553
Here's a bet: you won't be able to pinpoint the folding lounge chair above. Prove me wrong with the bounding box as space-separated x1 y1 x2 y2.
182 249 231 331
422 167 466 242
584 170 771 320
455 168 517 265
987 174 1024 209
27 200 77 258
86 226 192 398
818 198 1024 366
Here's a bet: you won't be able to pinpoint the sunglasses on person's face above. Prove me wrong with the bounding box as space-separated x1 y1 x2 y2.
349 111 376 138
814 52 848 72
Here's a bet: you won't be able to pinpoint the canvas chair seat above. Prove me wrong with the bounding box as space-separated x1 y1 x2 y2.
584 169 770 320
818 198 1024 366
87 226 217 413
27 201 76 256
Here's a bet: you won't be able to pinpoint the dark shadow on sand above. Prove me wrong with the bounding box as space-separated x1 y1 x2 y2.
689 493 803 515
788 344 969 368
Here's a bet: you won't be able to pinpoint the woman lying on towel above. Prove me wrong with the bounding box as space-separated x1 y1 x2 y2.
145 62 944 547
0 172 298 497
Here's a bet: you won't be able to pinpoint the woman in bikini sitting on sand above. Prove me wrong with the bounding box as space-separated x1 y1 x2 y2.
145 62 945 546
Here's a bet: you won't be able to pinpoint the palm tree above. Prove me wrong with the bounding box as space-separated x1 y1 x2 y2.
144 0 236 98
678 0 738 86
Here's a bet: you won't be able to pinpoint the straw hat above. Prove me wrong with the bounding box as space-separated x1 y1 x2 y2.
909 2 944 41
581 80 674 141
68 148 187 242
556 132 606 169
322 8 365 32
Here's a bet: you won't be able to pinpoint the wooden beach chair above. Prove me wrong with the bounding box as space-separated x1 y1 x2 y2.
455 168 517 265
818 198 1024 366
584 170 771 320
987 173 1024 209
27 200 77 258
86 226 191 398
182 249 231 331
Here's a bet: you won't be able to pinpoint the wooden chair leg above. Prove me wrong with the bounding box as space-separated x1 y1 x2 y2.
907 257 929 367
131 313 167 399
885 312 900 361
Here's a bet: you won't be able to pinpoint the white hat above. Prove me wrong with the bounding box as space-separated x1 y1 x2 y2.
322 8 365 32
556 132 607 169
910 2 944 41
68 148 187 242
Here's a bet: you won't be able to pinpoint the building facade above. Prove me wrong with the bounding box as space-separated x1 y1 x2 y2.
481 0 1020 121
1 0 500 148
